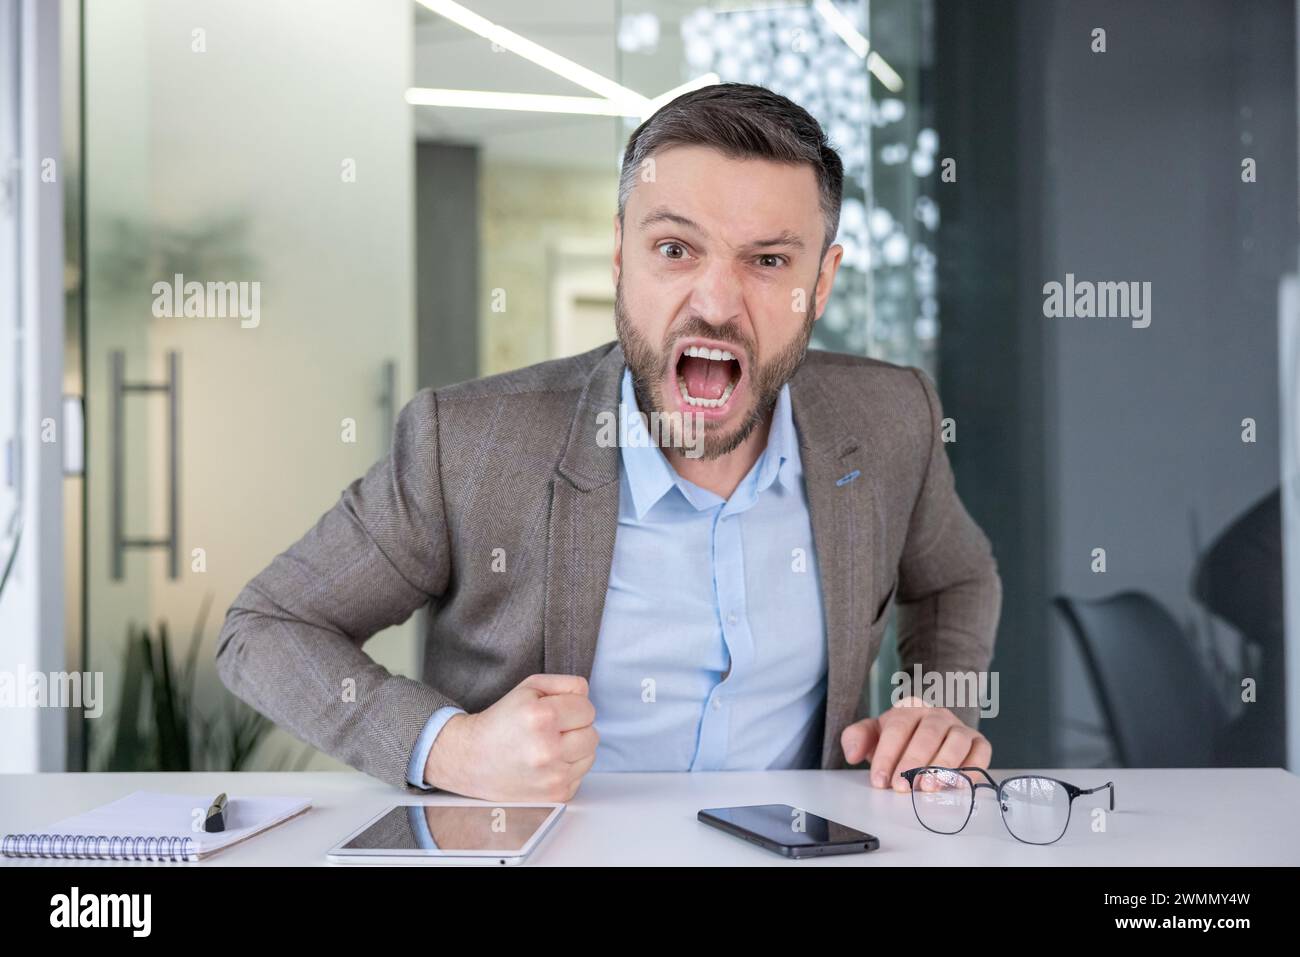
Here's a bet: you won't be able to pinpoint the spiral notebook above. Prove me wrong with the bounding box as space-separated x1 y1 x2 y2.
1 791 311 862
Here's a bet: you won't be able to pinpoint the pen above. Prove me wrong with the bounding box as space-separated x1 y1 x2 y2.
204 793 228 833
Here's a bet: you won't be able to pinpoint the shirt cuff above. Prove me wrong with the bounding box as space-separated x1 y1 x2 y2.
406 705 467 789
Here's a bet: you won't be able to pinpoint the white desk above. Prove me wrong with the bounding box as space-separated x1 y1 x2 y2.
2 768 1297 866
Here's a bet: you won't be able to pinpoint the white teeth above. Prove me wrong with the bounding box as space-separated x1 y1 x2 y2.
683 345 736 362
677 375 737 408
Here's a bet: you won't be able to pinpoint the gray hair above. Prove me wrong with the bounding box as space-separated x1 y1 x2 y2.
617 82 844 255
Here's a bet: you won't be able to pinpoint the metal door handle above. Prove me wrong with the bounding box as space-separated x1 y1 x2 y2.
110 350 180 580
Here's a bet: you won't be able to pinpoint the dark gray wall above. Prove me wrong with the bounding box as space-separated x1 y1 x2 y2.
416 143 479 390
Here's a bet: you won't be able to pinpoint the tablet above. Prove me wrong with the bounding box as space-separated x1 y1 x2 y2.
326 802 564 866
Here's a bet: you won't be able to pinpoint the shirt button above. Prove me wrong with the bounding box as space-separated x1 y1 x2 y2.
712 698 723 711
727 614 737 625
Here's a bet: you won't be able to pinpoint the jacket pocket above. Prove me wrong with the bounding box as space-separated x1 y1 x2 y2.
870 579 898 634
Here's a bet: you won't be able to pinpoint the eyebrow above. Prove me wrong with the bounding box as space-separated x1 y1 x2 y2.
639 206 705 234
638 206 806 252
739 229 806 252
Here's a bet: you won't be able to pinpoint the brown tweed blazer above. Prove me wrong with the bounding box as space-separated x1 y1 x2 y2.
216 341 1001 791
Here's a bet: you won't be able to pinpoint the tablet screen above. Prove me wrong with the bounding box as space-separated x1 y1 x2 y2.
340 805 556 853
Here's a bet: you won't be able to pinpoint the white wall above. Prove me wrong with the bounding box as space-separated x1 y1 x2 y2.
0 0 65 773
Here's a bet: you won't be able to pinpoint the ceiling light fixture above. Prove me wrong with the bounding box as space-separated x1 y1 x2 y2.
404 88 639 116
414 0 650 112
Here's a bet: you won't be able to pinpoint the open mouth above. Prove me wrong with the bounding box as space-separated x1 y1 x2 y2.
674 342 744 411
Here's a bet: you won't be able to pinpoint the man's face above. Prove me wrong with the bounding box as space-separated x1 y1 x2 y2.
613 144 843 460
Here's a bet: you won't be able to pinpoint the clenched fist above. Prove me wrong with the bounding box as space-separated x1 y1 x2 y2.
422 673 599 802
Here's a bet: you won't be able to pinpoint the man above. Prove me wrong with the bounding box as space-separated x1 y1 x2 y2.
216 83 1002 802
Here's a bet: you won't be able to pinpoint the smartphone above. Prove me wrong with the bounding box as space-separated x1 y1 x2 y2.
697 803 880 859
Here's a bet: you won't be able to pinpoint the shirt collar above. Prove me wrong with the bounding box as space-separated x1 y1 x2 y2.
619 367 679 519
618 366 798 519
758 374 799 495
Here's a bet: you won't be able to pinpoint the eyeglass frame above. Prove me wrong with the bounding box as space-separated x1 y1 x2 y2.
899 766 1116 845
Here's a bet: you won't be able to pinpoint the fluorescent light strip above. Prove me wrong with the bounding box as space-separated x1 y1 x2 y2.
405 75 722 120
813 0 867 57
415 0 649 112
645 73 721 116
710 0 805 11
405 88 640 116
866 51 904 94
812 0 904 92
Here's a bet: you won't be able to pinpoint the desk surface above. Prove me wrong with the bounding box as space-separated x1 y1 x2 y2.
2 768 1297 866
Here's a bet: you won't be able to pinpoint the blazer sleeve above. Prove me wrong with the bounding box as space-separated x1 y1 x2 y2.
215 387 461 790
893 367 1003 730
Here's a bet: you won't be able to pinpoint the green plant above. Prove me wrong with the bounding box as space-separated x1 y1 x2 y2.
102 593 312 772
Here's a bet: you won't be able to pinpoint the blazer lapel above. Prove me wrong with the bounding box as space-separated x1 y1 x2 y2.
790 365 877 769
542 343 625 678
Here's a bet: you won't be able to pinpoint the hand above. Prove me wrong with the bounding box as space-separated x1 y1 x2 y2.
840 696 991 792
423 674 598 802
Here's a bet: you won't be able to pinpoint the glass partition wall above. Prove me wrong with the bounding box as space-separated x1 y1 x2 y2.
71 0 420 771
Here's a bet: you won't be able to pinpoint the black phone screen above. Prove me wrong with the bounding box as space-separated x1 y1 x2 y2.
699 803 877 851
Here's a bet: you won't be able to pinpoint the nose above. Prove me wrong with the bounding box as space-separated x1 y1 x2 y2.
686 256 745 328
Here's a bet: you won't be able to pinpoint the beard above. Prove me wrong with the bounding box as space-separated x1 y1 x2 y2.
613 276 816 460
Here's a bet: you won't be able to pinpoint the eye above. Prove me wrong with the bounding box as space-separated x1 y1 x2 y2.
755 254 787 268
657 241 689 261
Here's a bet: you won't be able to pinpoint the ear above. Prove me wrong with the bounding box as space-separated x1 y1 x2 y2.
813 243 845 319
612 213 624 286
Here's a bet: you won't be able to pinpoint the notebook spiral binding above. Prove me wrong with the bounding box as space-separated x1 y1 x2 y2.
1 833 198 862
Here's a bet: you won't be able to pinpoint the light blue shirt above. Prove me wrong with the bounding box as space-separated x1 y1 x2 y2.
407 366 827 786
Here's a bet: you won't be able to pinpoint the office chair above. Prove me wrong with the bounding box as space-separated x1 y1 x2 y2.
1051 591 1229 767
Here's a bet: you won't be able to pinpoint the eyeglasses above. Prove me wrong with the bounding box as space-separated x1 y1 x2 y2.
899 766 1115 845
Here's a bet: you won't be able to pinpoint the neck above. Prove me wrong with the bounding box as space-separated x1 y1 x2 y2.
665 409 774 499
